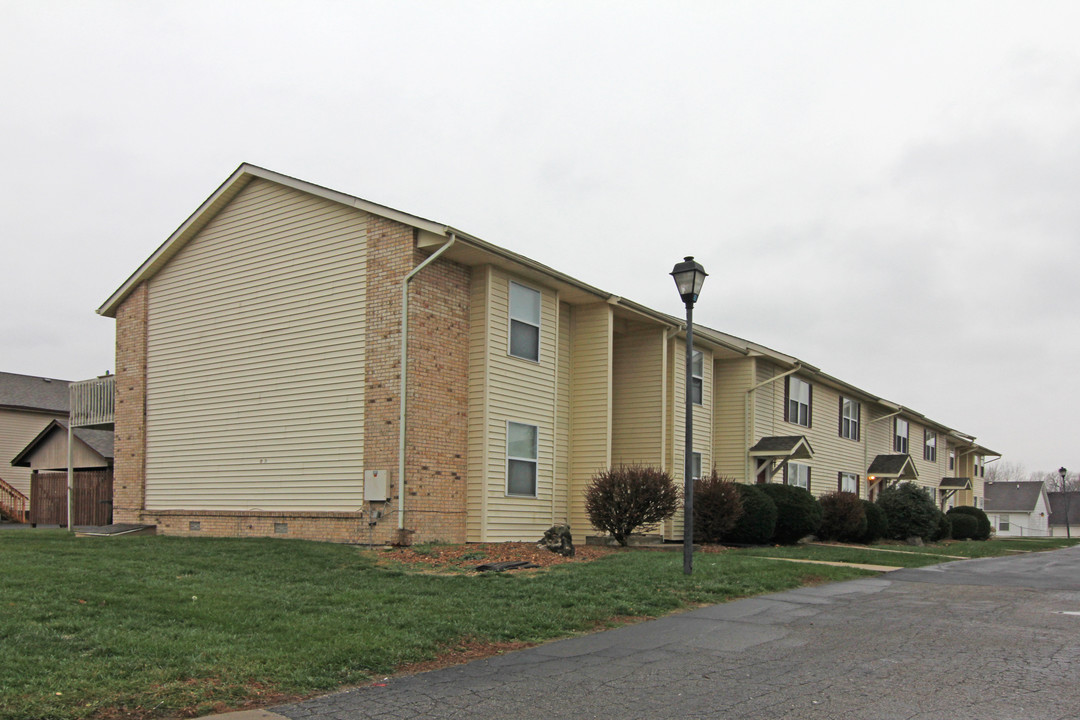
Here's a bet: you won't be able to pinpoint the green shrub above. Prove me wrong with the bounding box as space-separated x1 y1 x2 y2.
817 491 867 542
876 482 939 541
758 483 823 544
693 471 744 543
726 484 778 545
948 511 978 540
859 500 889 544
931 510 952 542
584 465 680 546
947 506 992 541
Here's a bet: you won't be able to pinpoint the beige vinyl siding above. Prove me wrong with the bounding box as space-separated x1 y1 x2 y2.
611 329 665 466
466 266 492 541
554 301 573 525
1 409 66 499
666 339 712 539
753 361 787 438
910 421 948 503
713 358 753 481
481 269 559 541
144 178 367 511
568 303 612 534
794 383 866 498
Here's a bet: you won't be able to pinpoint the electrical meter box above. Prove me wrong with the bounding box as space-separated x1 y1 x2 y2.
364 470 388 502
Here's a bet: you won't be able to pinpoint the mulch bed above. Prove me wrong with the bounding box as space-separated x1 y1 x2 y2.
378 541 615 571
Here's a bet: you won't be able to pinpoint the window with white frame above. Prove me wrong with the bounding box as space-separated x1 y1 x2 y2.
948 449 955 471
924 429 937 462
840 397 860 441
787 462 810 490
998 515 1010 532
506 421 538 496
691 351 703 405
691 452 702 481
839 472 859 494
787 377 811 427
508 282 541 362
894 418 909 454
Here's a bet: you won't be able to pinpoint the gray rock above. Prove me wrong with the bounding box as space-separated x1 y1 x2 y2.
538 524 574 556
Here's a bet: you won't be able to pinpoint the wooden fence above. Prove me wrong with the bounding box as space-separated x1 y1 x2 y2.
30 470 113 526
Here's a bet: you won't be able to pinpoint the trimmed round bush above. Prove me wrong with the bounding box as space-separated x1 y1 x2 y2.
693 472 744 543
931 510 952 542
758 483 823 545
817 491 867 542
947 506 992 541
876 482 939 541
726 484 778 545
948 511 978 540
584 465 680 546
858 500 889 544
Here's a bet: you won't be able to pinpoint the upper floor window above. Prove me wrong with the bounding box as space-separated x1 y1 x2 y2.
839 472 859 494
691 451 702 481
974 455 984 478
949 449 955 471
894 418 909 454
509 282 541 362
786 377 812 427
787 462 811 490
506 421 538 496
691 351 704 405
840 397 860 441
924 430 937 462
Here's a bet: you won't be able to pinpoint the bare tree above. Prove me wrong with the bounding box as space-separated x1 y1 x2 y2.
984 460 1028 483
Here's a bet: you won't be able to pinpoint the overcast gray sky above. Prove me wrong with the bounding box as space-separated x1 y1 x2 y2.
2 1 1078 474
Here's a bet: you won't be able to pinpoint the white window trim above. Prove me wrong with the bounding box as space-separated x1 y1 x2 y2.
924 430 937 462
505 420 538 497
841 397 859 440
691 451 702 481
788 377 811 428
840 472 858 494
691 351 704 406
895 418 909 454
788 462 810 490
508 281 541 362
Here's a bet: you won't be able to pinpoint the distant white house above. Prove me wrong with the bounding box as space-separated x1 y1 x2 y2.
983 481 1050 537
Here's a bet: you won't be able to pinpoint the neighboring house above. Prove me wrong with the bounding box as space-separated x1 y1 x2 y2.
98 164 999 544
11 420 115 526
1047 492 1080 538
1 372 71 519
983 481 1050 537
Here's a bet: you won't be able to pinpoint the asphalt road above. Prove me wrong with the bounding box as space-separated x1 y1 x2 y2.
273 546 1080 720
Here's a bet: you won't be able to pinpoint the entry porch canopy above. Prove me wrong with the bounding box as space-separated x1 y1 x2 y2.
749 436 814 482
867 454 919 490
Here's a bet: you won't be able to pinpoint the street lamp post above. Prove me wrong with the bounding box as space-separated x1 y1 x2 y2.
1060 467 1071 539
671 256 707 576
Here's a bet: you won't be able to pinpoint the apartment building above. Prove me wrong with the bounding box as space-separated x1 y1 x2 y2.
98 164 997 543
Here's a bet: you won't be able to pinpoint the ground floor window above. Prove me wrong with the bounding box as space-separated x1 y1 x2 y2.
506 421 538 496
839 472 858 494
998 515 1010 532
787 462 810 490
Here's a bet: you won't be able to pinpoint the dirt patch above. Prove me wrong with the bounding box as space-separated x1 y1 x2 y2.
378 541 615 571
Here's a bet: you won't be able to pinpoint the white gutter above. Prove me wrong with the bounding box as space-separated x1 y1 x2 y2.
398 233 457 531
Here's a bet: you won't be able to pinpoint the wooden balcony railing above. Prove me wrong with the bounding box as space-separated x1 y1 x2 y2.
0 477 28 523
70 375 114 428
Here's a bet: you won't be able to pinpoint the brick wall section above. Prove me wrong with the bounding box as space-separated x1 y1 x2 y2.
113 282 148 524
364 216 470 544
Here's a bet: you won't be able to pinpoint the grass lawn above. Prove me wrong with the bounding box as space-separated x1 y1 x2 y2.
0 531 1074 720
736 537 1078 567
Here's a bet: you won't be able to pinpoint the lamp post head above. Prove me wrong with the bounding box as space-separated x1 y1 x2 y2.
670 256 708 307
1060 467 1068 479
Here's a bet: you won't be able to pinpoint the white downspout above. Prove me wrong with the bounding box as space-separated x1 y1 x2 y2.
398 233 457 531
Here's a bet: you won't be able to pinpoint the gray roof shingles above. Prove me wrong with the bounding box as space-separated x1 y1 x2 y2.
984 481 1045 513
0 372 71 413
1047 492 1080 526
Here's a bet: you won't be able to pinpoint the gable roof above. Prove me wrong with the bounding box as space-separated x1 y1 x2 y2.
0 372 71 413
10 419 114 467
1047 492 1080 527
96 163 998 454
939 477 973 491
984 481 1047 513
748 436 814 460
867 454 919 480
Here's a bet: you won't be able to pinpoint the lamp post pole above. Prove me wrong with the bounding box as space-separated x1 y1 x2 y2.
1060 467 1071 539
670 257 707 576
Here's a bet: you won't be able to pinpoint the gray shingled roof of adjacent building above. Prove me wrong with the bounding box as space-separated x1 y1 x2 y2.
0 371 71 413
1047 492 1080 526
10 420 114 467
984 481 1046 513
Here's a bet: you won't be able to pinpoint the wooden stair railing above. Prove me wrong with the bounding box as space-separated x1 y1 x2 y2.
0 476 28 523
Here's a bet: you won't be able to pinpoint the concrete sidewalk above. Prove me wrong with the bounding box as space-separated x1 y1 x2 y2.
211 545 1080 720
